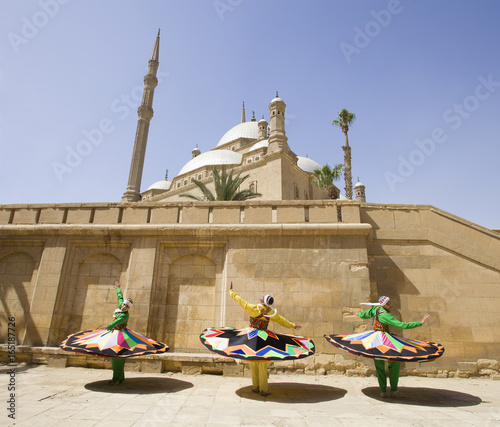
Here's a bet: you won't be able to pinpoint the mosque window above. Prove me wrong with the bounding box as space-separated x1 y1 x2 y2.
177 182 180 188
198 174 202 180
184 180 187 186
247 159 252 164
255 156 260 161
294 184 299 199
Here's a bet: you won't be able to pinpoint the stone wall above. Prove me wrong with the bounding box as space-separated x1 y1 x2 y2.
0 200 498 376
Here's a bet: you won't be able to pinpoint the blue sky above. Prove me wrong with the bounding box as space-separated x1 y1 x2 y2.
1 0 499 229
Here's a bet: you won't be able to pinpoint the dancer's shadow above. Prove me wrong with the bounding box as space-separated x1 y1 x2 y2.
85 377 193 394
362 387 482 407
236 382 346 403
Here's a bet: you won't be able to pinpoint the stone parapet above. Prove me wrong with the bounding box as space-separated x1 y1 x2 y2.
0 201 362 226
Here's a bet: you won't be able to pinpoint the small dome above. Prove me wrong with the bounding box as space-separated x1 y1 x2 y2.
247 139 269 153
178 150 243 175
297 156 322 173
147 180 171 191
217 121 259 147
354 181 364 188
270 96 284 103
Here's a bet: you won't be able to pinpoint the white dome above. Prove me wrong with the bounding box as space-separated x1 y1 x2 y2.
297 156 322 173
354 181 364 188
147 180 171 191
178 150 243 175
217 122 259 147
247 139 269 153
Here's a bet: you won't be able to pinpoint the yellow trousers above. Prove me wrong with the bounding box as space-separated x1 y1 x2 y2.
249 361 269 392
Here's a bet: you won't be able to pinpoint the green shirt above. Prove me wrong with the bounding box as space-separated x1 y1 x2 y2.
357 306 422 329
106 287 129 330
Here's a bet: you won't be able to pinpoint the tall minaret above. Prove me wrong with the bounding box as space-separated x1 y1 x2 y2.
122 30 160 202
241 101 246 123
267 92 296 160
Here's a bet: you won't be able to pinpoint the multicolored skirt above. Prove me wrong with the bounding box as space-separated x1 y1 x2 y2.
200 327 315 361
324 330 444 362
60 327 169 358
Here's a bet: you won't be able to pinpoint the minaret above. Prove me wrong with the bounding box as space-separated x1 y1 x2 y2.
267 92 295 159
122 30 160 202
241 102 246 123
258 115 268 141
354 178 366 202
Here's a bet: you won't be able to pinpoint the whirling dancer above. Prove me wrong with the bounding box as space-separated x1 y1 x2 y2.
61 281 168 385
200 283 314 396
324 296 444 398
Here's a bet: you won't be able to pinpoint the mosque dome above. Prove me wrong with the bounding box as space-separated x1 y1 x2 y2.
216 121 259 147
297 156 322 173
178 150 243 175
146 180 171 191
247 139 269 152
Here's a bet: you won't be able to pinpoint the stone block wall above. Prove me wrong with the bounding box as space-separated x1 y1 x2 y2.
0 201 498 376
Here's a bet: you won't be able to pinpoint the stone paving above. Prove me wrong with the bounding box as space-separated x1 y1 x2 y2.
2 364 499 426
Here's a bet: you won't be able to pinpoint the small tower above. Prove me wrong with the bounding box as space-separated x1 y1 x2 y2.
192 145 201 158
354 178 366 202
258 115 268 141
122 30 160 202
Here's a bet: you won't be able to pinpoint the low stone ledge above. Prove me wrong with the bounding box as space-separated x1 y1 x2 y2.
1 346 498 378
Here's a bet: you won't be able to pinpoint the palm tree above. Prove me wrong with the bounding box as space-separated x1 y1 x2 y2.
332 109 356 200
180 166 262 201
313 163 343 199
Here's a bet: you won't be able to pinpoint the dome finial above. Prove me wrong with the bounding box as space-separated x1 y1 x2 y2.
276 90 279 98
165 169 168 180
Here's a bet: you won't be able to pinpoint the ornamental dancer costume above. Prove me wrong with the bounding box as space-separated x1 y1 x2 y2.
324 296 444 398
200 284 314 396
61 282 168 385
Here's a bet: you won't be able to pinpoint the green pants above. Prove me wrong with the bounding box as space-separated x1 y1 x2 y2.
249 361 269 392
374 359 400 393
111 358 126 383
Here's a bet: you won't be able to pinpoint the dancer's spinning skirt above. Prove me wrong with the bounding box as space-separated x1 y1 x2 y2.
60 327 169 358
324 331 444 362
200 327 315 361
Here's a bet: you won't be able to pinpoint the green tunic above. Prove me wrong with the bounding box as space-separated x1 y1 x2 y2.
357 306 422 330
107 287 129 383
106 288 129 330
357 305 422 394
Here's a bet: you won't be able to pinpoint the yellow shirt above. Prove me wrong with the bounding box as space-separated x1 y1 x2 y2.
230 289 295 329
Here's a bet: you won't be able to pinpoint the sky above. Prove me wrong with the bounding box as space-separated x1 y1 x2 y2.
0 0 499 229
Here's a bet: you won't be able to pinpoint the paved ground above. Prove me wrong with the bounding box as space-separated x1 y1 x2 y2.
2 364 499 426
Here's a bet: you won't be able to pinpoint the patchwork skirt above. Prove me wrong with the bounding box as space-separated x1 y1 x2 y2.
200 326 315 361
60 327 169 358
324 330 444 362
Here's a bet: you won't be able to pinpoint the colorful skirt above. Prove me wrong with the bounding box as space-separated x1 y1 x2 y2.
324 330 444 362
200 326 315 361
60 327 169 358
